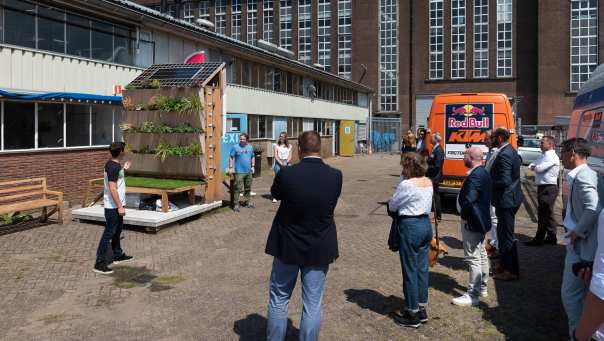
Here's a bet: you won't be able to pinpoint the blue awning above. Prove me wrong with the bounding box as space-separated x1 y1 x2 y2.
0 89 122 104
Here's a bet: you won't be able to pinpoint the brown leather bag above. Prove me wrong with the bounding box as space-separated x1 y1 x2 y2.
429 197 447 267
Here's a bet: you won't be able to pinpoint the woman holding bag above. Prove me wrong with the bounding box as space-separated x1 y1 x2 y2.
388 152 434 328
272 132 292 203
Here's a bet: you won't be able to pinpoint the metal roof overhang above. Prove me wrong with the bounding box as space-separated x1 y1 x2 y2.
0 89 122 104
59 0 372 94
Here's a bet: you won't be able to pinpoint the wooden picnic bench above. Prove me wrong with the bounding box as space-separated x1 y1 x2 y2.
0 178 64 224
82 178 201 213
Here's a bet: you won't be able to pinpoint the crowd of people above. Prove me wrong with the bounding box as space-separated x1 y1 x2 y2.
93 127 604 340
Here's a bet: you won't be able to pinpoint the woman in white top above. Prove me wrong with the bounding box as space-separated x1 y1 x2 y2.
388 152 434 328
272 132 292 203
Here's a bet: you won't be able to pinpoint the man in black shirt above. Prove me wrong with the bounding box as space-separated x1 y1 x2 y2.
427 132 445 221
93 142 133 275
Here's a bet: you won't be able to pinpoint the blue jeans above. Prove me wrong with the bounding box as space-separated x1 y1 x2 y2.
95 208 124 266
267 258 329 341
398 215 433 311
561 245 588 335
273 161 288 175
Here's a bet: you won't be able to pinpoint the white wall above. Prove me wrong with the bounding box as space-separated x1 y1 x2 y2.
226 85 368 121
0 45 142 95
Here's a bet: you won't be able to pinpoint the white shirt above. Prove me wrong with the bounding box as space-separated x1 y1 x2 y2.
529 149 560 186
389 179 433 216
563 164 589 231
590 210 604 340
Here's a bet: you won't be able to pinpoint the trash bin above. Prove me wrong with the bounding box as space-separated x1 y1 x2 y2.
253 147 263 178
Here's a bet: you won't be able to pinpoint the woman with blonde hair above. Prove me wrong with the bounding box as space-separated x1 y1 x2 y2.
388 152 434 328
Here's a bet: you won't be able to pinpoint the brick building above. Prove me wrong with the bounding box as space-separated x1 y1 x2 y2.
139 0 603 129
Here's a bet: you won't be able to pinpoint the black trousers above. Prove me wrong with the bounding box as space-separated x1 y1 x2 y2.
495 206 520 275
432 183 442 219
535 184 559 240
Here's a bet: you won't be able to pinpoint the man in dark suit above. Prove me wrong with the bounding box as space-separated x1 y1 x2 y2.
489 128 524 281
452 147 492 306
427 132 445 221
265 131 343 341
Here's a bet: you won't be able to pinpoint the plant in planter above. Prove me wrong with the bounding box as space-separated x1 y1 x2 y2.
120 122 135 132
154 142 202 162
122 96 135 110
146 95 201 116
0 212 32 226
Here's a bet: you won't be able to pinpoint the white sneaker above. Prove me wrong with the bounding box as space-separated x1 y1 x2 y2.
480 289 488 298
452 293 479 307
272 199 277 203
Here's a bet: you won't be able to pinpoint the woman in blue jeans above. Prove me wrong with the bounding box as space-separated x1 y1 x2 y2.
388 152 434 328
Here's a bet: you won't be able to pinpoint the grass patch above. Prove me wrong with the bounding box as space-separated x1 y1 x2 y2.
93 176 204 190
114 281 138 289
153 275 186 285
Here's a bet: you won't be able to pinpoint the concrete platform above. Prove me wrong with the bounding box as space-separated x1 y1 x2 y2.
72 201 223 229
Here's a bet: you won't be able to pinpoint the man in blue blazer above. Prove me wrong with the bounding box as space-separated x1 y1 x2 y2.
265 131 343 341
490 128 524 280
452 146 493 306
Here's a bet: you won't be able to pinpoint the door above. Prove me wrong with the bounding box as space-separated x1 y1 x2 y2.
339 120 355 156
221 113 248 173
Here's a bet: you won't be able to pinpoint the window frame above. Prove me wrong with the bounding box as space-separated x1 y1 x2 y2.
570 0 599 92
473 0 489 78
263 0 274 43
451 0 466 80
379 0 399 112
279 0 292 50
298 0 312 64
496 0 513 78
247 0 258 45
338 0 352 79
318 0 332 71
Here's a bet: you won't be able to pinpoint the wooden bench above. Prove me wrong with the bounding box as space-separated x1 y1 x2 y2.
0 178 64 224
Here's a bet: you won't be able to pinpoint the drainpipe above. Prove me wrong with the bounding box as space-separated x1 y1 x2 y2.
368 94 373 155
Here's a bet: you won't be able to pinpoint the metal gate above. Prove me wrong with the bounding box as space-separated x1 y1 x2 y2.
370 117 401 153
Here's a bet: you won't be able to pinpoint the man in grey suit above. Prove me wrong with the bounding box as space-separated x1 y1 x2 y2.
560 138 603 335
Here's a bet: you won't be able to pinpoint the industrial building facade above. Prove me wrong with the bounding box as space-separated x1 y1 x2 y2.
138 0 604 128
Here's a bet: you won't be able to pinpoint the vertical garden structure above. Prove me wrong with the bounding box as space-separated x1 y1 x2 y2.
121 63 225 203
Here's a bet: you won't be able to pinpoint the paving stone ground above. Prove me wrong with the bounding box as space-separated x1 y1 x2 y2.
0 154 568 340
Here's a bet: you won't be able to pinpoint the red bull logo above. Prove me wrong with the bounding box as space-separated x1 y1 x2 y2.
448 117 490 129
452 104 486 117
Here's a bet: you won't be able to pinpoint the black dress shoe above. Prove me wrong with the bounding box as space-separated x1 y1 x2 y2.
524 239 544 247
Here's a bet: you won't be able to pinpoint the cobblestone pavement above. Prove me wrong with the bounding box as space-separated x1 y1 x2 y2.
0 155 567 340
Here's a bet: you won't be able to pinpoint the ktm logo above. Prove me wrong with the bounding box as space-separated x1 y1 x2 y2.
448 130 487 143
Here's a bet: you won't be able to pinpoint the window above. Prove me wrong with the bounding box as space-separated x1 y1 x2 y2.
135 31 154 68
198 1 210 21
313 119 333 136
497 0 512 77
287 117 303 138
247 0 258 45
474 0 488 78
280 0 292 50
66 104 90 147
215 0 227 35
263 0 274 43
318 0 332 71
379 0 398 112
4 102 35 150
182 2 195 22
248 115 273 139
570 0 598 92
429 0 444 80
451 0 466 79
232 0 242 40
226 118 242 132
338 0 352 79
91 20 113 62
66 14 91 58
38 103 64 148
1 101 117 151
92 105 113 146
37 4 66 54
298 0 312 64
4 0 36 49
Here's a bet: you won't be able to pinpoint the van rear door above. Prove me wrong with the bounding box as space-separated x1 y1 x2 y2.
443 98 494 160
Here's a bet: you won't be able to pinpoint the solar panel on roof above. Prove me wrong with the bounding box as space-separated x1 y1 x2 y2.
148 67 202 80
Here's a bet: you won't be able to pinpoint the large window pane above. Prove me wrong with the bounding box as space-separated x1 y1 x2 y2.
66 104 90 147
135 31 154 67
114 26 132 65
38 103 64 148
4 0 36 48
92 105 113 145
37 5 66 53
4 102 35 150
91 20 113 62
67 14 91 58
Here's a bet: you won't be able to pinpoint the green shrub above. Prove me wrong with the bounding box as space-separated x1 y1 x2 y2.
154 142 202 162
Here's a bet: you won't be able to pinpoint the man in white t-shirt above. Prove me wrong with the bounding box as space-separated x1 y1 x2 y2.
573 209 604 341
